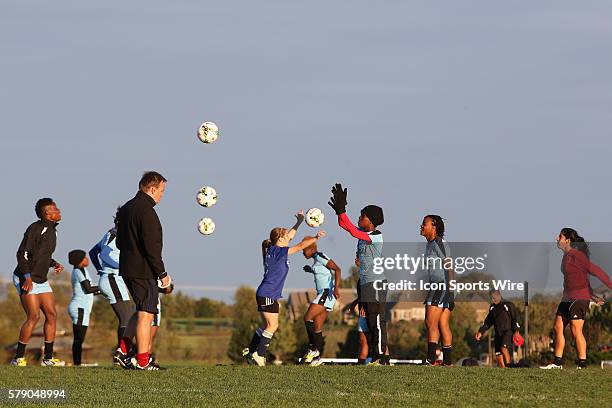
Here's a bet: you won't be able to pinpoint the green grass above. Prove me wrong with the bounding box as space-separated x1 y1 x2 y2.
0 365 610 407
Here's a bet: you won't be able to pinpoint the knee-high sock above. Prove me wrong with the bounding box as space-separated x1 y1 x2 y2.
313 331 323 352
248 328 263 354
305 320 315 349
72 324 88 366
256 330 274 356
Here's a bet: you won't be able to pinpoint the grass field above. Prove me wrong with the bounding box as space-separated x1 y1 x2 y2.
1 364 610 407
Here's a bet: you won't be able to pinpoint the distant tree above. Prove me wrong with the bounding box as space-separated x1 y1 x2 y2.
340 266 359 289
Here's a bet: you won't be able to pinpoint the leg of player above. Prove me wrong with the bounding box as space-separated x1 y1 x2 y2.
135 311 154 368
500 346 511 368
570 319 587 368
425 305 442 365
12 294 41 366
310 307 328 366
252 311 278 366
72 324 88 366
303 304 326 363
39 292 63 366
439 308 453 366
553 315 566 365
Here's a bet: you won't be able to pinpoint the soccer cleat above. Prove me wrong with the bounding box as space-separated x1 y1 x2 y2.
10 358 27 367
115 352 135 369
367 359 382 366
242 348 250 357
302 349 320 364
310 357 324 367
112 349 123 366
149 356 166 370
250 351 266 367
539 363 563 370
41 358 65 367
136 362 159 371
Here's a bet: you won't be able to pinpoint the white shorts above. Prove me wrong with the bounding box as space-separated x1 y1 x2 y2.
311 289 336 311
13 274 53 296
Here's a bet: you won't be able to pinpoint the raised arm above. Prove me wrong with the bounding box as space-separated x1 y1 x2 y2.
338 213 372 242
286 210 305 242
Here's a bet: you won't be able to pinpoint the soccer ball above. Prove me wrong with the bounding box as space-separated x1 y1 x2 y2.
197 121 219 144
198 217 215 235
196 186 218 207
305 208 325 228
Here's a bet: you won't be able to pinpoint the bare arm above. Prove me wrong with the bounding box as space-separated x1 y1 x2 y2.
326 258 342 298
286 210 305 242
288 231 326 255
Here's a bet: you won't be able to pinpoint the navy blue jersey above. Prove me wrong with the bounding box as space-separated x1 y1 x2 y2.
256 246 289 300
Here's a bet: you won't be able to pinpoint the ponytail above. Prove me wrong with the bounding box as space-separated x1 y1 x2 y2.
561 227 590 258
262 239 272 259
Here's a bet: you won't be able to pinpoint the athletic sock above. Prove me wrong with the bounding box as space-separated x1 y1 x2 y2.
256 330 274 356
136 352 150 368
553 356 563 366
15 342 27 359
44 341 54 360
248 328 263 354
442 345 452 365
119 337 132 355
357 358 366 365
313 331 323 352
427 342 437 362
117 326 126 345
382 355 391 365
305 320 315 349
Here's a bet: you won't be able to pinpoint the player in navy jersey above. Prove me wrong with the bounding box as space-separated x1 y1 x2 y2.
301 239 341 366
420 215 454 366
328 183 388 365
244 211 326 366
67 250 102 366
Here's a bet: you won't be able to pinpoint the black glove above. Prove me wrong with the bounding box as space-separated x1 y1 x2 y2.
303 265 314 274
328 183 347 215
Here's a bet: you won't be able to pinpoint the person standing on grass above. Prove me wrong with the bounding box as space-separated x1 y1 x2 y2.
301 238 341 366
11 198 65 367
540 228 611 370
475 290 522 368
420 215 454 366
244 211 326 366
328 183 388 365
67 250 102 366
115 171 172 371
89 207 134 365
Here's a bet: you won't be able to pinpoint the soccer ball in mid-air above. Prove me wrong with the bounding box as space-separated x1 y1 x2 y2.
305 208 325 228
198 217 215 235
197 121 219 144
196 186 218 207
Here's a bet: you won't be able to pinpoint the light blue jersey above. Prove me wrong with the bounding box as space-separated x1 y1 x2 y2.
68 267 95 326
312 252 334 292
97 231 120 275
90 230 130 304
425 238 450 283
357 231 384 283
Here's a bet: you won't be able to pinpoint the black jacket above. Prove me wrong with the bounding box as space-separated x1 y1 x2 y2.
116 191 167 280
478 301 520 336
14 220 59 283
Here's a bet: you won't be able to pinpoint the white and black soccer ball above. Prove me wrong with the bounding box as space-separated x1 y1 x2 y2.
196 186 218 208
305 208 325 228
198 217 215 235
197 121 219 144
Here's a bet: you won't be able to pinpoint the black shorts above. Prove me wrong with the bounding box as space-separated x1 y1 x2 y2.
494 331 513 354
556 300 589 322
123 277 159 314
256 296 279 313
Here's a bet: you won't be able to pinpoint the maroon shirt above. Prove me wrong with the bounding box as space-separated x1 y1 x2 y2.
561 248 612 301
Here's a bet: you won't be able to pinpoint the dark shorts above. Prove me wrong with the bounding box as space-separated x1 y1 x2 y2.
256 296 279 313
123 277 159 314
424 288 455 311
556 300 589 322
494 331 513 354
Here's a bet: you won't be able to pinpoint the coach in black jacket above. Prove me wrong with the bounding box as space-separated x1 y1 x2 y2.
116 171 172 370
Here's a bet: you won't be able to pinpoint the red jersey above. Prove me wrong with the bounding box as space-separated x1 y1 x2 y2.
561 248 612 301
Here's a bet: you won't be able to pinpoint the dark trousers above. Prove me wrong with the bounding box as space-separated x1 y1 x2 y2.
361 281 388 360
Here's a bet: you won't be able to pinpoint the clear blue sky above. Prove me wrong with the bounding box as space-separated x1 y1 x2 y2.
2 1 611 301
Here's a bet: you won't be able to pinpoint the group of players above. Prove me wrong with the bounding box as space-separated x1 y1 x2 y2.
9 172 173 370
244 183 612 369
